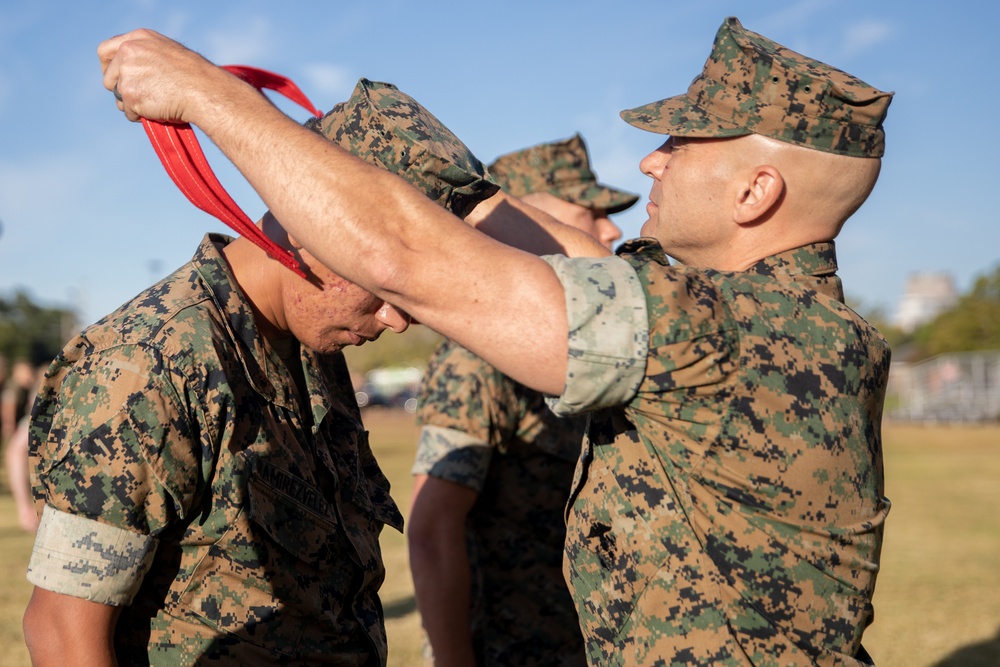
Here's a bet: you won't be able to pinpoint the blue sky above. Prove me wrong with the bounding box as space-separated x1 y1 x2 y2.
1 0 996 327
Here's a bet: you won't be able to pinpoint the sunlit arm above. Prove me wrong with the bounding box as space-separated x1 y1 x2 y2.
23 587 121 666
99 29 581 396
464 189 611 259
408 475 479 667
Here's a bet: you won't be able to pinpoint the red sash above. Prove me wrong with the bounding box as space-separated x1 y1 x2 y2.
142 65 322 278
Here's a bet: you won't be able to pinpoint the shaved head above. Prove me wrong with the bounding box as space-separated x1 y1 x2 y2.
740 134 882 238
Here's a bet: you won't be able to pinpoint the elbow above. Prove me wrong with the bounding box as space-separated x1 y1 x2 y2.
406 505 462 573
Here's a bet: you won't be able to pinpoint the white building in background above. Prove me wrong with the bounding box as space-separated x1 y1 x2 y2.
893 272 958 333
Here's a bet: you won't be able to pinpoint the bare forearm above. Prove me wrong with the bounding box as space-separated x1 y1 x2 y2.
1 402 16 441
408 476 480 666
233 125 573 393
100 30 570 394
5 421 38 532
100 29 424 295
465 191 611 258
409 535 476 666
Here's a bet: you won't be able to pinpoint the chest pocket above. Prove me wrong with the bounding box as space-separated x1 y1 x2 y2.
247 462 339 560
177 462 342 656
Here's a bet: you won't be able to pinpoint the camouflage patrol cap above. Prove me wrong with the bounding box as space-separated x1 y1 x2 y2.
306 79 499 218
620 17 894 157
488 134 639 215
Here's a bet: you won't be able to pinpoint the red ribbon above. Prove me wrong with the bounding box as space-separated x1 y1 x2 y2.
141 65 323 278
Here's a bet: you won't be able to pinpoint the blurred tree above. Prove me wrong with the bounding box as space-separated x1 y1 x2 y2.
0 291 78 365
913 264 1000 357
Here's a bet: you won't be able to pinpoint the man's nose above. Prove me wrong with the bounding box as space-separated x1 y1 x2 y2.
639 140 672 178
377 303 411 333
597 216 623 250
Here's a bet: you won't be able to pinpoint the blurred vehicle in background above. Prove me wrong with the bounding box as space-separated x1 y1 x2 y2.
354 366 422 413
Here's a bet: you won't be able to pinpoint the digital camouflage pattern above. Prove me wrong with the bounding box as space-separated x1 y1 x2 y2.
414 339 588 666
620 17 894 157
29 505 157 605
27 76 497 663
542 240 890 666
307 78 499 219
487 134 639 214
29 234 404 666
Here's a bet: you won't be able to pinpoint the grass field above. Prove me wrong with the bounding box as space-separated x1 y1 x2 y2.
1 415 998 666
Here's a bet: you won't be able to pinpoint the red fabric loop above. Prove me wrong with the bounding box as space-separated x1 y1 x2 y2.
141 65 323 278
223 65 323 118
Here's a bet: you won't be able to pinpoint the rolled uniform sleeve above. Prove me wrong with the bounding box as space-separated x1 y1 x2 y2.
540 254 649 415
413 341 527 493
411 425 492 493
28 505 158 605
28 344 202 605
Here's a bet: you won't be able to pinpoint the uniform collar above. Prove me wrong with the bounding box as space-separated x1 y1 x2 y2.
189 233 297 407
747 242 838 278
747 242 844 301
618 238 844 301
189 234 354 428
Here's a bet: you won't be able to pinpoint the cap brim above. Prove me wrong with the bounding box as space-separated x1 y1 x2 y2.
556 182 639 215
620 93 750 139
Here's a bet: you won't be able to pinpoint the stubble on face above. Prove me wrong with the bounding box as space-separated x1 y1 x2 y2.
640 136 750 265
282 266 387 354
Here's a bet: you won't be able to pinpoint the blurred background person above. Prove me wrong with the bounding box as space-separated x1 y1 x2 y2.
408 134 638 667
5 362 44 533
0 354 8 442
2 359 36 444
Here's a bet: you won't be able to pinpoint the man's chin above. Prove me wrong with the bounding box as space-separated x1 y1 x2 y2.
305 340 347 354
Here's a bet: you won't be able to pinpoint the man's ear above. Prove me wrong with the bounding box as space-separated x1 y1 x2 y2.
733 166 784 225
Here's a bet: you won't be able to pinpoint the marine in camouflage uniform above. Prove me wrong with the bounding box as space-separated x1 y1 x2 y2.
409 136 637 667
97 17 895 667
26 78 497 666
30 234 402 665
533 18 894 666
